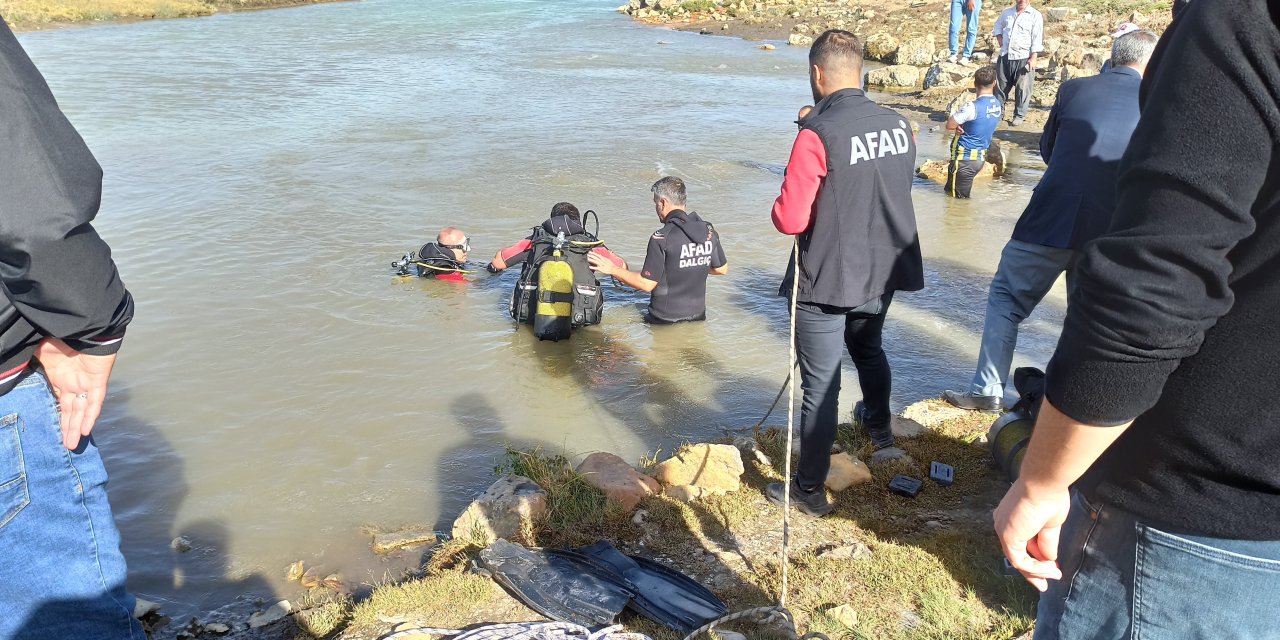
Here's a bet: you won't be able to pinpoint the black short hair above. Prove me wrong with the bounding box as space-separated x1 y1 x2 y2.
1172 0 1191 18
809 29 863 75
651 176 686 207
974 66 997 88
550 202 580 223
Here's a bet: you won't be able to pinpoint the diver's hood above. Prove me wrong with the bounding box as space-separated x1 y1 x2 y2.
418 242 464 269
541 215 586 237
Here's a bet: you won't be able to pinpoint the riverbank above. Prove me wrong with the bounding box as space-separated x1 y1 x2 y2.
619 0 1171 133
0 0 351 30
165 400 1036 639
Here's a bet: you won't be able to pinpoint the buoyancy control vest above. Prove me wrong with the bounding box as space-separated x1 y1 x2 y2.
411 242 466 277
509 216 606 341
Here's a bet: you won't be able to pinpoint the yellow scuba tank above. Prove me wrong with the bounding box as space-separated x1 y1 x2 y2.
533 233 574 341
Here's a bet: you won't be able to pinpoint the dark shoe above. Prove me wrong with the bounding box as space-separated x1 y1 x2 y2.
854 401 895 449
766 477 833 517
943 389 1003 412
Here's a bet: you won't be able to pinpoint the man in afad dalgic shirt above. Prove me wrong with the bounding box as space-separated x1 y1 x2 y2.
588 177 728 324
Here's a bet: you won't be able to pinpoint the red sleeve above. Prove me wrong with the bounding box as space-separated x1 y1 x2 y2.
771 128 827 235
498 238 533 262
591 246 626 269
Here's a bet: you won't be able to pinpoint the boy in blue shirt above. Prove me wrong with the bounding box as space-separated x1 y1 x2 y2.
945 66 1003 198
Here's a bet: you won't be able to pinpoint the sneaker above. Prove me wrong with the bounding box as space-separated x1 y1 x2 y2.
942 389 1003 413
960 56 972 66
766 477 833 517
854 401 895 449
1011 115 1025 126
948 53 959 64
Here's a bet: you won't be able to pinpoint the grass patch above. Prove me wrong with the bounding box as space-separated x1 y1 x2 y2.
495 446 634 546
1066 0 1169 17
348 573 497 629
680 0 718 13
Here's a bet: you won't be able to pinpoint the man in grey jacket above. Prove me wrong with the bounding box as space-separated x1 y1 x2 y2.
0 19 143 639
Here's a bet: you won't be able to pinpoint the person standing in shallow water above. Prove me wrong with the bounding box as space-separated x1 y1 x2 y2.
765 29 924 518
0 19 144 639
588 177 728 325
944 65 1002 199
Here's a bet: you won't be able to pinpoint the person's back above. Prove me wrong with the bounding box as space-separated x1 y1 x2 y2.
1016 66 1142 248
645 208 724 323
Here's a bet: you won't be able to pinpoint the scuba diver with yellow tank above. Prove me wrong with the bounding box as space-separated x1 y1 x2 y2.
392 226 474 283
488 203 626 341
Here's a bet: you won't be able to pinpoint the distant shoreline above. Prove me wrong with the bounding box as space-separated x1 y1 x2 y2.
3 0 354 32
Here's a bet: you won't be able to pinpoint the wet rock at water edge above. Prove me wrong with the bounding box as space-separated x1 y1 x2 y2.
372 527 442 554
788 33 813 47
576 452 660 512
863 32 899 61
285 560 305 582
653 443 744 494
248 600 292 629
451 475 549 544
170 536 193 553
866 64 922 88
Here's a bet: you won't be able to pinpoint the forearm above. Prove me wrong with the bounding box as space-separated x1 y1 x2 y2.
772 129 826 234
1019 400 1131 494
610 268 657 293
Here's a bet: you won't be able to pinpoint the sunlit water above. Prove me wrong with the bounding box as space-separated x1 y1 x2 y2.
15 0 1061 620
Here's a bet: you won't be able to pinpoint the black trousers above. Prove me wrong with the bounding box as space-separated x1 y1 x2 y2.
946 158 986 198
995 55 1033 119
792 293 894 491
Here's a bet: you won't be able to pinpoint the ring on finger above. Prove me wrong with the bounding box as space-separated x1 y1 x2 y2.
75 392 88 399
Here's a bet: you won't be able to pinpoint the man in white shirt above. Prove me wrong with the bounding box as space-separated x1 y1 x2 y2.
991 0 1044 126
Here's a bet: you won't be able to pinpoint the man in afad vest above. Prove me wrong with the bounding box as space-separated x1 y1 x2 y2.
945 66 1002 198
767 29 925 517
588 177 728 324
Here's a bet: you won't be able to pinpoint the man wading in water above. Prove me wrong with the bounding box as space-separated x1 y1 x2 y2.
765 29 924 517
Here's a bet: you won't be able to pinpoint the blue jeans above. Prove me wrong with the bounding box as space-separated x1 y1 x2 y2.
948 0 982 57
971 239 1076 398
0 371 143 640
793 294 894 491
1037 492 1280 640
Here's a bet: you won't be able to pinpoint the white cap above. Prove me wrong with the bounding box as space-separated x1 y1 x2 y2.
1111 22 1141 38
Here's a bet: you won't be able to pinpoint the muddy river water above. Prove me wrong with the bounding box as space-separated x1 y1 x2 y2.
14 0 1061 619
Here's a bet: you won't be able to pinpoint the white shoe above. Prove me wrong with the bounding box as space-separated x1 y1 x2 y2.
948 53 959 64
960 56 972 66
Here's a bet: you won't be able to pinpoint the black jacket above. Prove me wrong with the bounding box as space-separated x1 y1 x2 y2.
1047 0 1280 538
784 88 923 308
0 22 133 395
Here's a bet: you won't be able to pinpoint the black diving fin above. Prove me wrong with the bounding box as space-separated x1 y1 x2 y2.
477 539 634 627
576 540 728 633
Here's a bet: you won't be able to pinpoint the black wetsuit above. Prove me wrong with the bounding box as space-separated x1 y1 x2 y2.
640 210 726 324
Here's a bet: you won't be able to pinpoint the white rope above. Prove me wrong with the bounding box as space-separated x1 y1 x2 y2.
378 621 651 640
781 236 800 608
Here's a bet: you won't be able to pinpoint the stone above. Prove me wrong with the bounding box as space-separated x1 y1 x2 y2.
760 43 776 50
900 399 973 429
972 51 989 62
653 444 744 495
300 567 321 590
717 632 747 640
825 453 872 491
451 475 549 544
828 604 859 628
899 608 923 631
133 598 162 619
285 561 304 582
863 32 899 61
1129 10 1145 23
1058 65 1085 82
170 536 192 553
577 452 660 511
204 623 230 635
926 520 945 529
891 416 927 438
632 509 648 524
664 484 707 503
788 33 814 47
372 527 440 554
651 0 676 10
869 447 913 466
1046 6 1073 22
817 542 872 560
916 159 1002 185
923 61 970 89
865 64 921 88
1032 81 1061 107
892 35 935 66
248 601 291 629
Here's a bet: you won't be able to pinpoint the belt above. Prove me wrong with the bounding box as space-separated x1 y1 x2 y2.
952 147 987 161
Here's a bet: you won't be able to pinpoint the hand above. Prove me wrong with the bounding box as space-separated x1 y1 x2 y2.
967 0 975 11
587 252 616 277
34 338 118 451
993 478 1069 592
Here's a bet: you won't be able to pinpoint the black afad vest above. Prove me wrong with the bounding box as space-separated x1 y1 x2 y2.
783 88 925 308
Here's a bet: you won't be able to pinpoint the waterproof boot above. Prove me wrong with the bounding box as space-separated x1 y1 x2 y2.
766 476 833 517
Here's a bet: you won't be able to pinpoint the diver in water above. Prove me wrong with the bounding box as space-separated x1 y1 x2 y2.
392 226 472 282
487 202 624 274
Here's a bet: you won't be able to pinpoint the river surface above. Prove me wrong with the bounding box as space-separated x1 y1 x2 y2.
15 0 1064 621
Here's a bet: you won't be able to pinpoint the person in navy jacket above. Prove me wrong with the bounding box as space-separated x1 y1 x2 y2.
945 29 1160 412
